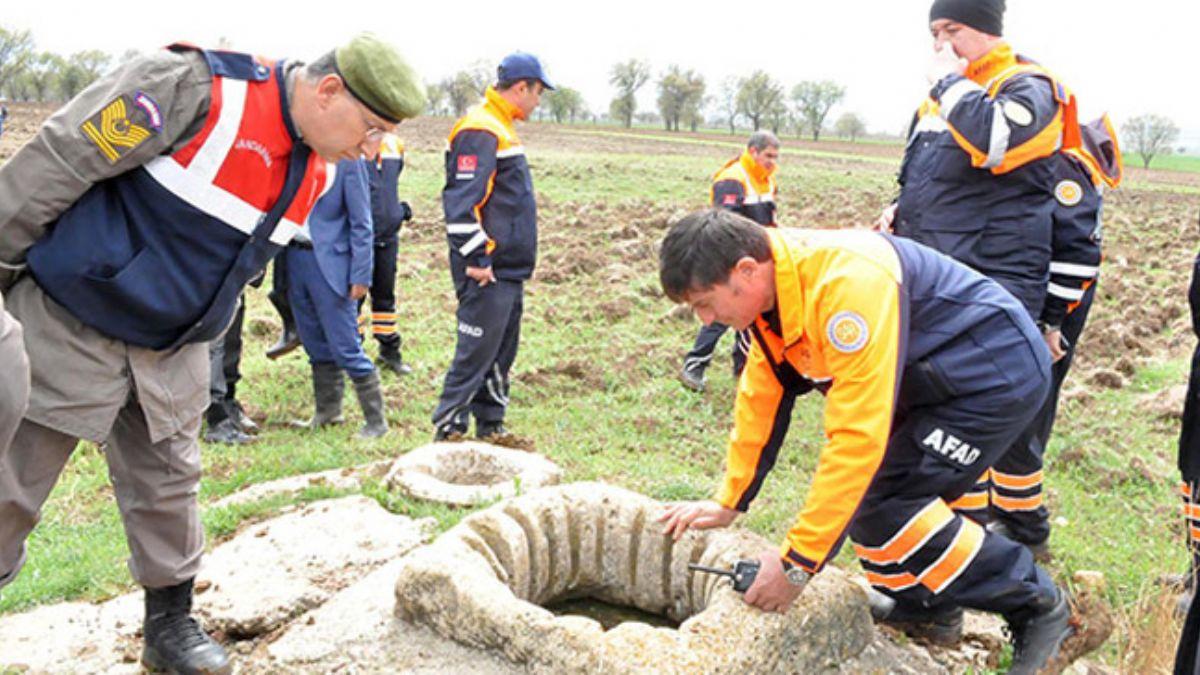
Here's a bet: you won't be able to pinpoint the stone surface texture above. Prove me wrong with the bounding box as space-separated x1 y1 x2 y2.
385 441 562 506
394 482 879 673
209 460 392 510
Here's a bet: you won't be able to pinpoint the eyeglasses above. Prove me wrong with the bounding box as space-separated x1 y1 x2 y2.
346 92 392 144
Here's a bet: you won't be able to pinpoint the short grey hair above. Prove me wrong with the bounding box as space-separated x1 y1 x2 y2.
747 131 780 152
304 51 338 80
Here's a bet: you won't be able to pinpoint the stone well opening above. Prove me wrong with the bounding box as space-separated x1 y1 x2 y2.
395 482 876 672
385 441 562 507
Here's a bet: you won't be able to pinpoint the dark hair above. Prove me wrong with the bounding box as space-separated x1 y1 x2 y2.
496 77 540 92
659 209 772 302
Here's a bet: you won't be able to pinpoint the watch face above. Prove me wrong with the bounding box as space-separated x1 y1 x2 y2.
785 568 809 586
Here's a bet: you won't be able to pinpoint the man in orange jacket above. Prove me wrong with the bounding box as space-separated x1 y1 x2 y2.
659 209 1074 674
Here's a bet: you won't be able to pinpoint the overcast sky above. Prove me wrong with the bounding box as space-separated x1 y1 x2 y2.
6 0 1198 147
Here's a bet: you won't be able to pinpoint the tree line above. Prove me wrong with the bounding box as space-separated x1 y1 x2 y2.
0 26 125 103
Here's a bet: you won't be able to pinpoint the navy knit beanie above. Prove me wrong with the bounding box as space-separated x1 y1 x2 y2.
929 0 1005 36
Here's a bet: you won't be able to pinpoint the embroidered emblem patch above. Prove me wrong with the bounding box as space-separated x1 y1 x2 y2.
133 91 162 132
80 94 156 164
826 311 869 353
457 154 478 172
1054 179 1083 206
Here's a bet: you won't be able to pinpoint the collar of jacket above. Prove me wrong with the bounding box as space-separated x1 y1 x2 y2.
764 228 805 348
739 149 775 193
484 85 524 126
964 42 1017 86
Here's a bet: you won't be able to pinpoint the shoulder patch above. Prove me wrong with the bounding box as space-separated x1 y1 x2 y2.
722 193 738 206
1054 179 1083 207
826 310 869 354
80 94 157 164
1002 100 1033 127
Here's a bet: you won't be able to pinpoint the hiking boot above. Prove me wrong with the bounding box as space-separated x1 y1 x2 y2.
1006 587 1074 675
476 422 534 450
678 363 707 393
265 326 300 360
226 399 258 435
433 424 466 442
987 520 1051 562
203 418 255 446
142 578 231 675
351 370 388 439
376 343 413 376
867 589 963 646
292 363 345 428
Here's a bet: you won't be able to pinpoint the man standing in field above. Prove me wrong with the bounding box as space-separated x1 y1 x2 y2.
659 209 1078 674
0 34 423 673
878 0 1086 566
362 131 416 375
679 131 780 393
433 52 552 444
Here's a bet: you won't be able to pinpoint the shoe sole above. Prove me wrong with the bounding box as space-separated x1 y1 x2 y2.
265 343 300 360
142 647 232 675
677 372 705 393
883 617 963 647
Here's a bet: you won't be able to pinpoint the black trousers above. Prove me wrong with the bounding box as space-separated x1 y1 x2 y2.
432 274 523 431
987 282 1097 543
684 322 750 377
357 237 401 348
207 298 246 426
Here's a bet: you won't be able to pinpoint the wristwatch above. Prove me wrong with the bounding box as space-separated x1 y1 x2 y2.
783 562 811 587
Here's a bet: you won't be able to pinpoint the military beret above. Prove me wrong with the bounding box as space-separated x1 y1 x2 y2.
335 33 426 124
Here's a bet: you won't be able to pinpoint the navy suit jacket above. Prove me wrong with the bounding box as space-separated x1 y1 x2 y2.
307 159 374 297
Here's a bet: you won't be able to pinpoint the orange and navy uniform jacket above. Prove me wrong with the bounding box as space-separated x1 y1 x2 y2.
442 86 537 281
715 228 1036 574
711 149 777 226
1040 115 1122 328
894 42 1080 318
25 45 326 350
368 133 407 244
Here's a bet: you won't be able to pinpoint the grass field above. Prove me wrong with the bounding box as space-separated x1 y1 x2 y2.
1 111 1198 670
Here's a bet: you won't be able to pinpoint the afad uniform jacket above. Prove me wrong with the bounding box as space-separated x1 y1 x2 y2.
711 150 777 226
894 42 1080 319
714 228 1040 574
442 86 537 281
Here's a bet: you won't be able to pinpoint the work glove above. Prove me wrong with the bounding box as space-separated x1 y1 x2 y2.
400 201 413 223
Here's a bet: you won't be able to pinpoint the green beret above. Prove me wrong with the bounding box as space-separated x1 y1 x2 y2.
335 33 426 123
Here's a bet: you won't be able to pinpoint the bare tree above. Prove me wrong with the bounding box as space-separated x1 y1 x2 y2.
545 86 584 124
58 50 110 99
656 65 705 132
735 70 783 132
1122 113 1180 169
425 82 447 116
608 59 650 129
719 76 740 134
834 112 867 142
791 80 845 141
0 26 34 97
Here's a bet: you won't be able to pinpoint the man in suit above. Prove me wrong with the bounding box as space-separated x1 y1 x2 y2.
287 158 387 438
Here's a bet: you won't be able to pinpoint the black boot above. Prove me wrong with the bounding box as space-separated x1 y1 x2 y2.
203 418 255 445
142 578 231 675
678 361 707 392
867 589 964 646
225 399 258 435
265 292 299 360
1006 586 1074 675
293 363 345 428
988 520 1051 562
351 370 388 438
376 341 413 376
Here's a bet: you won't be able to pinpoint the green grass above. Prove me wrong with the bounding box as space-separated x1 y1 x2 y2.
1127 153 1200 173
0 124 1191 669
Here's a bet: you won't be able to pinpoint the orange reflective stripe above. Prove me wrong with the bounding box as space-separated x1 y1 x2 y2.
1183 482 1193 499
853 500 954 565
945 122 990 168
991 110 1063 175
991 469 1043 491
1185 503 1200 520
866 570 919 591
371 313 399 321
948 491 989 512
991 492 1043 512
372 325 398 335
1192 526 1200 543
919 519 985 594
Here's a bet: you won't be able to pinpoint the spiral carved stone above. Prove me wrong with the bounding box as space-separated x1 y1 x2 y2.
394 482 875 673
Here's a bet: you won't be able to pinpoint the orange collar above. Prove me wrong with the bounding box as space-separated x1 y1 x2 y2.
739 150 775 192
965 42 1017 86
484 86 524 124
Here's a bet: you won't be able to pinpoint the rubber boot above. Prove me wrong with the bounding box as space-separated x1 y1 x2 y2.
293 363 344 428
376 340 413 376
351 370 388 438
1006 586 1074 675
142 578 231 675
265 292 299 360
867 589 964 646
